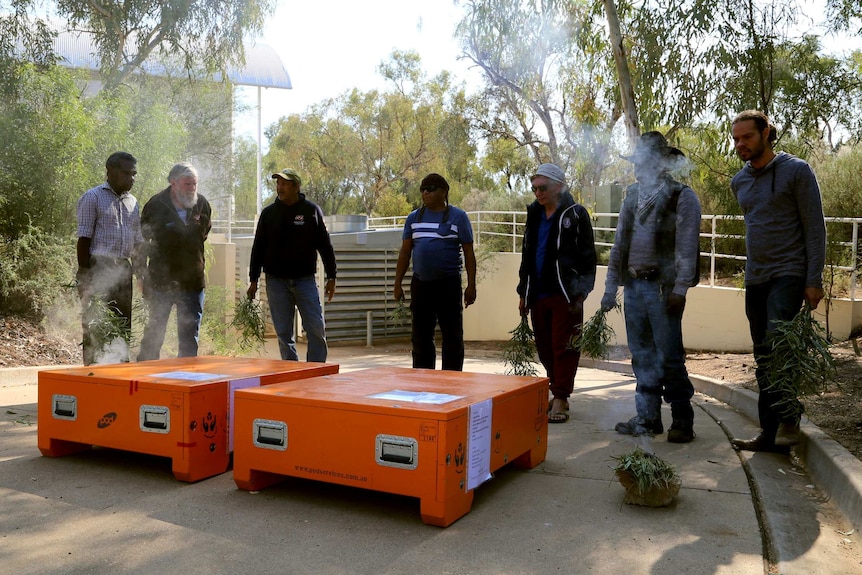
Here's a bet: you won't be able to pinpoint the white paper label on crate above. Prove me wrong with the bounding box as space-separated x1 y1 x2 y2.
368 389 464 404
467 399 493 491
149 371 230 382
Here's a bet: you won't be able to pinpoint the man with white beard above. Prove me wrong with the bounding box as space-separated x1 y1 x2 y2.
137 162 212 360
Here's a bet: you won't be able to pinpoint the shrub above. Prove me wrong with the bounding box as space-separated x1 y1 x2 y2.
0 226 75 318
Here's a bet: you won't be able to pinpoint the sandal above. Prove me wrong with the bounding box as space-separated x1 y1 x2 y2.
548 398 570 423
548 410 570 424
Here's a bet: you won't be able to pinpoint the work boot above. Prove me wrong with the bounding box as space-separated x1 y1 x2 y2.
667 420 695 443
615 416 663 437
731 433 790 454
775 421 801 447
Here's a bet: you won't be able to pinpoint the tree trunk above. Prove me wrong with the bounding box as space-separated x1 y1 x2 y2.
603 0 640 148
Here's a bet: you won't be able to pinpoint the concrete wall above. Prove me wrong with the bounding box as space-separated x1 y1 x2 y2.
463 252 858 351
209 237 859 352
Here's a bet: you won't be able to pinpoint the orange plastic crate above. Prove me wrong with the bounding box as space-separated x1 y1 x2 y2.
38 356 338 482
232 366 549 526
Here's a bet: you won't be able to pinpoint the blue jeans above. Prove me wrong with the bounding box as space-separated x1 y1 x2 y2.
138 288 205 360
266 275 327 362
623 279 694 422
745 276 806 430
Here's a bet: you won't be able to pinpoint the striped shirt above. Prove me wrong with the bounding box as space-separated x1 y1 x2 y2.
76 183 143 259
402 206 473 281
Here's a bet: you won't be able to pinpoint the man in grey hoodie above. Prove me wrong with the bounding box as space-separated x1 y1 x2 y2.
729 110 826 452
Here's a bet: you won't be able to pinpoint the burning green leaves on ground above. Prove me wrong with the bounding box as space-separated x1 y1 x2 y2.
613 448 681 507
503 316 539 376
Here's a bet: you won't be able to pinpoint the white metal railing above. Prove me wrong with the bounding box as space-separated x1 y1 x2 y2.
370 211 861 300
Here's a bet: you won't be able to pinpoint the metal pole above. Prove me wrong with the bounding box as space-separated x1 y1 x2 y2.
366 311 373 347
256 86 263 217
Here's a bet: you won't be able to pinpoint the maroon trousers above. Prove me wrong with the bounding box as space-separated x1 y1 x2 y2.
531 293 583 400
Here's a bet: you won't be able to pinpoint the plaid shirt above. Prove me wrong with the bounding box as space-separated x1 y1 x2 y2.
76 183 143 259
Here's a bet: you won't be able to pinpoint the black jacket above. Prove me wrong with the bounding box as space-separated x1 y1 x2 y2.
249 193 337 282
140 187 211 291
517 191 597 305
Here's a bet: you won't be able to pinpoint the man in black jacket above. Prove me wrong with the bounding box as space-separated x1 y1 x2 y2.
138 162 212 360
247 168 337 362
517 163 597 424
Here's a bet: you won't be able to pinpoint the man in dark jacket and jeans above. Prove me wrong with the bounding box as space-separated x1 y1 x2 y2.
602 132 701 443
517 163 597 424
247 168 337 362
138 162 212 360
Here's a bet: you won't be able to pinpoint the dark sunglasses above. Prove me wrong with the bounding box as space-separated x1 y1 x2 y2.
420 185 440 193
531 185 550 193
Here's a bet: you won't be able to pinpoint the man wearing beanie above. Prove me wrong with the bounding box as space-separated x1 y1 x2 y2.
247 168 337 362
394 173 476 371
517 163 597 423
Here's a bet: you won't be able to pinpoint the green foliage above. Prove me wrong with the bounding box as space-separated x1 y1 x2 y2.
231 136 261 220
573 308 615 359
229 297 267 354
812 146 862 219
503 316 539 377
54 0 275 90
0 64 97 239
387 298 410 328
763 307 836 419
613 448 680 493
265 51 480 216
0 226 76 317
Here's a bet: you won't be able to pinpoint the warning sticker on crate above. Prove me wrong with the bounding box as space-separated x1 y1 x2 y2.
367 389 464 404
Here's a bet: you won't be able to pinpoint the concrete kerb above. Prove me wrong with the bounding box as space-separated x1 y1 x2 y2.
580 356 862 531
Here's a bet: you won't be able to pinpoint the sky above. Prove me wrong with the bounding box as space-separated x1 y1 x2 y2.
234 0 478 145
233 0 862 148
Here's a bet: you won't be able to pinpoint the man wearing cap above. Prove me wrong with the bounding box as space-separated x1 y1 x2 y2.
247 168 337 362
517 163 597 423
393 173 476 371
137 162 212 361
602 131 701 442
76 151 145 365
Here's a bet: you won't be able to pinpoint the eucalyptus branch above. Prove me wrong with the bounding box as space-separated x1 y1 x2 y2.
503 316 539 377
762 306 836 419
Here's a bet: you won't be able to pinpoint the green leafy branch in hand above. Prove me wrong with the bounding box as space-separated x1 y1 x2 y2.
83 297 132 347
503 316 539 376
230 297 266 353
389 298 410 327
572 307 615 359
762 306 836 419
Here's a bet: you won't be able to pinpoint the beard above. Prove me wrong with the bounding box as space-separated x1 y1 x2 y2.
178 191 198 210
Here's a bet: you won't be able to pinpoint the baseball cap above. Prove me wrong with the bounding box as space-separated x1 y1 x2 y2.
272 168 302 187
532 163 566 184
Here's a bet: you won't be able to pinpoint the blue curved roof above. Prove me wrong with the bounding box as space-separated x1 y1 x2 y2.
52 27 291 89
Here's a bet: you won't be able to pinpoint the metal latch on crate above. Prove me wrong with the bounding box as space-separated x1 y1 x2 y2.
52 394 77 420
375 434 418 469
253 419 287 450
139 405 170 433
